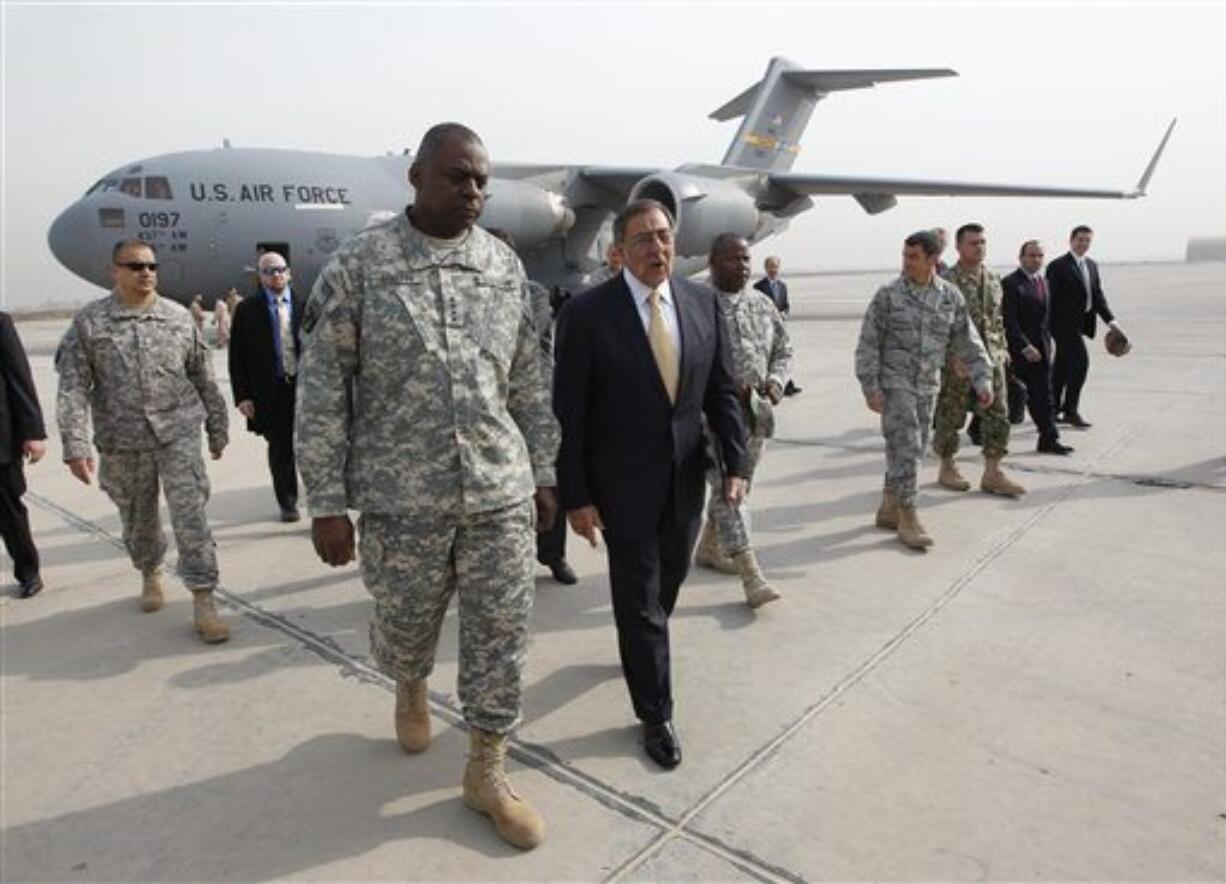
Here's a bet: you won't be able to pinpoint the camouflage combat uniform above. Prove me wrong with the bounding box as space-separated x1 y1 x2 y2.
934 264 1011 458
295 211 559 734
56 293 229 589
582 264 620 289
704 287 792 555
855 274 991 507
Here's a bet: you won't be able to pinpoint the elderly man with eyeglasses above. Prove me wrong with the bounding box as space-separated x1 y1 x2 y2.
55 238 231 642
228 250 304 522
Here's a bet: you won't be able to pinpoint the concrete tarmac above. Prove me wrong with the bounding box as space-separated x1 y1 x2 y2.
3 261 1224 882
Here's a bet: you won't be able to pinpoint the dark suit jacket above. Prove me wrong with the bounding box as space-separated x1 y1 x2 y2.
228 288 305 436
553 274 748 540
1001 269 1053 362
0 312 46 466
1045 253 1114 340
753 276 789 315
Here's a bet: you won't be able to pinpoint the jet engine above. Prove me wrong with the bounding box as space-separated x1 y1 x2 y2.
480 180 575 250
628 172 760 257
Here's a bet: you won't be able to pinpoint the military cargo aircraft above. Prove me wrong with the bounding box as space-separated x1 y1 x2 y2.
47 57 1175 305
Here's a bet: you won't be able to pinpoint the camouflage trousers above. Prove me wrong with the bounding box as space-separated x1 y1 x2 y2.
933 362 1009 459
881 388 935 508
98 433 218 590
704 431 766 556
358 500 535 734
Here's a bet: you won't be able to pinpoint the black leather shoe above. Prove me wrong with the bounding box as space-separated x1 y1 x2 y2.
18 575 43 599
783 381 801 396
280 507 301 523
1037 438 1074 455
1063 413 1092 429
547 559 578 585
643 721 682 769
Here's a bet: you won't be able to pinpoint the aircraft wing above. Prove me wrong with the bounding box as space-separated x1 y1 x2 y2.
769 118 1177 214
577 167 663 197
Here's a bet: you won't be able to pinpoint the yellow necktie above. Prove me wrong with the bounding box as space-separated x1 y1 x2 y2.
648 289 678 403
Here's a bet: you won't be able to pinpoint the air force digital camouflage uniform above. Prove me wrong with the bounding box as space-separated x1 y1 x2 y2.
934 265 1011 458
56 294 228 588
295 212 559 734
855 274 991 507
704 287 792 555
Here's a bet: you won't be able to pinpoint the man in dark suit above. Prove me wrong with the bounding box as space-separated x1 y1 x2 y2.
1002 241 1072 455
753 256 800 395
1045 225 1126 428
553 200 748 769
229 250 304 521
0 312 47 597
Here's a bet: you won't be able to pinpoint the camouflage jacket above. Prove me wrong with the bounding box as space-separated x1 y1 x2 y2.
526 280 554 392
942 263 1008 363
855 274 992 396
715 286 793 392
55 293 228 460
295 211 560 518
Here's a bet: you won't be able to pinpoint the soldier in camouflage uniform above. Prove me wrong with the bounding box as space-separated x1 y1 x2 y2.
581 242 624 289
295 124 559 851
933 224 1026 497
487 228 578 586
693 235 790 608
55 239 231 643
855 231 993 550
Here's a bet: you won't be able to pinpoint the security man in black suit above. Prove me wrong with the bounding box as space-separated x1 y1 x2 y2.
753 256 800 395
553 200 748 769
1002 241 1072 455
229 250 304 521
1045 225 1126 428
0 312 47 597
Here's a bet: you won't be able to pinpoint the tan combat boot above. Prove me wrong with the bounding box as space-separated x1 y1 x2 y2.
140 568 165 613
463 729 546 850
693 520 737 574
981 456 1027 497
938 457 971 491
732 550 781 609
875 490 899 529
191 589 231 644
395 678 431 753
896 505 934 550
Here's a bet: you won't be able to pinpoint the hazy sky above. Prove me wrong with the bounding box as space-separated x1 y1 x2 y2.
3 1 1224 307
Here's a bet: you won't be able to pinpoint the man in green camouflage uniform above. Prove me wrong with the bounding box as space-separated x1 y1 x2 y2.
56 239 230 643
295 124 558 851
693 235 790 608
855 231 993 550
933 224 1026 497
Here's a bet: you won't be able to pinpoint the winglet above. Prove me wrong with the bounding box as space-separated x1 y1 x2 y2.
1133 118 1177 196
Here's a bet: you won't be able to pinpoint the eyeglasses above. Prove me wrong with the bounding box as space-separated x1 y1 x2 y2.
259 266 289 276
629 229 674 249
118 261 158 272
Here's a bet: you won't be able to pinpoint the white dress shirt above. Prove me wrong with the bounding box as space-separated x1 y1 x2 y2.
623 269 682 356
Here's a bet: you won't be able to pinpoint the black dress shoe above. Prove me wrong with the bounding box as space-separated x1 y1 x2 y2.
18 575 43 599
547 559 578 585
280 507 301 523
643 721 682 769
1064 413 1092 429
1037 438 1074 455
783 381 801 396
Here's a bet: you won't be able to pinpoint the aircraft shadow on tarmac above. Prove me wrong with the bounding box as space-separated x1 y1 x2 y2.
3 732 527 881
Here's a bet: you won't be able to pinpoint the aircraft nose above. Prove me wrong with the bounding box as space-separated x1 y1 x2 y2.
48 199 111 288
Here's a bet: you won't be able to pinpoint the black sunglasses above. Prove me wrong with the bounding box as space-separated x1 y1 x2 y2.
118 261 158 272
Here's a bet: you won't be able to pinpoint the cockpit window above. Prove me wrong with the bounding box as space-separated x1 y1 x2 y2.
98 208 126 228
86 178 120 196
120 178 143 198
145 176 173 200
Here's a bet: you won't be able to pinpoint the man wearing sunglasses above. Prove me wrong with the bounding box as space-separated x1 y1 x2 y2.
229 251 304 522
56 239 231 643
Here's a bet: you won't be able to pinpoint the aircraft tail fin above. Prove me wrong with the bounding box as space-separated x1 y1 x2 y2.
712 58 956 173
